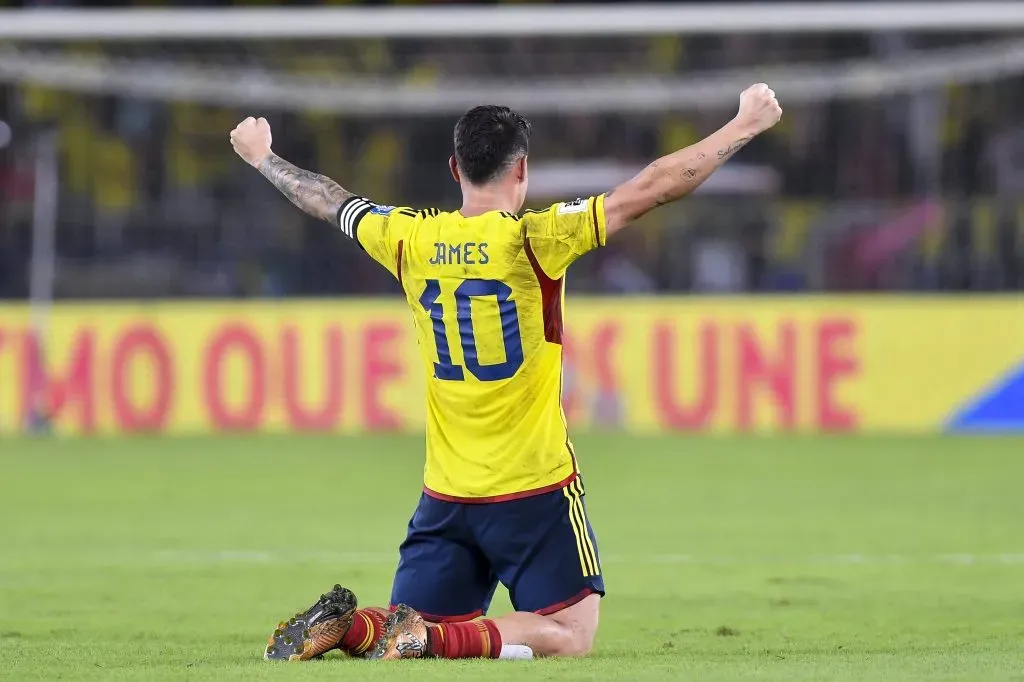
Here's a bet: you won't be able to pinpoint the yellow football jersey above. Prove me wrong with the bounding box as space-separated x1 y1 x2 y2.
339 195 607 501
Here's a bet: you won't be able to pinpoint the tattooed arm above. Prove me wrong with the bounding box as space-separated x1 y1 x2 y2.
230 116 353 227
258 154 353 226
604 84 782 238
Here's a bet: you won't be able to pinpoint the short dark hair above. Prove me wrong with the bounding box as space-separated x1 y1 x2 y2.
453 105 531 185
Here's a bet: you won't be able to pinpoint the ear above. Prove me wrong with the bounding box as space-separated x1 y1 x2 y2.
449 156 461 184
516 155 528 181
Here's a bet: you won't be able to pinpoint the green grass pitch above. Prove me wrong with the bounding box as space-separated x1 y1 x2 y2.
2 434 1024 681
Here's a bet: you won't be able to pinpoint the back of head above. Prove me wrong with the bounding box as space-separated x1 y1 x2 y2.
453 105 531 186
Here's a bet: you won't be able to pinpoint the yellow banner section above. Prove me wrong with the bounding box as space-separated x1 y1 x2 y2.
0 298 1021 435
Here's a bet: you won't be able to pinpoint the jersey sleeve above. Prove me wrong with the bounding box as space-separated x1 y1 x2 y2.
336 197 417 280
521 194 607 279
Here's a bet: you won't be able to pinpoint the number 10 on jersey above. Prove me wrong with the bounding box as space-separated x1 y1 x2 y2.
419 279 524 382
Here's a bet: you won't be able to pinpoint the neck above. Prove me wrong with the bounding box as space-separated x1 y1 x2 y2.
460 185 518 217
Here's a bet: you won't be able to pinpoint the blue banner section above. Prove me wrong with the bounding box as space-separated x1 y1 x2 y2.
948 362 1024 432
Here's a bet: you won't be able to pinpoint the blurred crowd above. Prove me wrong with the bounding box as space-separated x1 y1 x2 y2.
1 1 1023 298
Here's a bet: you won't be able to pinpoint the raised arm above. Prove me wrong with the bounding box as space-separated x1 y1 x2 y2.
603 83 782 237
230 116 353 226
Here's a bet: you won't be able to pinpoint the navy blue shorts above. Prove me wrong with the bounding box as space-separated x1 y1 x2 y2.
390 477 604 621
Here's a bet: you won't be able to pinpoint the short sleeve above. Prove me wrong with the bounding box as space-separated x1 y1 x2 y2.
521 195 607 279
336 198 417 280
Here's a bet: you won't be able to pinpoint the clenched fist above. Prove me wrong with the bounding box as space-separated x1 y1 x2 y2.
230 116 273 168
735 83 782 135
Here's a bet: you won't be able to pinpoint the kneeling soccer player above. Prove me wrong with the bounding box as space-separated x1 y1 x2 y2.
231 83 782 661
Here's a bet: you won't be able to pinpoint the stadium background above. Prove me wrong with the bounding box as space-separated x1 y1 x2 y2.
1 2 1023 680
0 0 1022 435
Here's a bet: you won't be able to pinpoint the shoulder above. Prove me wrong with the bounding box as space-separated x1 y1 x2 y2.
387 207 457 222
342 200 422 221
484 210 524 235
553 197 591 215
520 206 550 225
522 198 592 221
343 201 418 231
521 198 595 231
365 204 418 220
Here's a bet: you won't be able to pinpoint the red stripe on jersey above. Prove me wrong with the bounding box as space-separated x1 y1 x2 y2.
396 239 404 286
524 237 564 344
423 471 577 504
590 197 600 247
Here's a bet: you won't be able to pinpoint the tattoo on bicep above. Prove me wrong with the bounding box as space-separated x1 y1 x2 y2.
716 135 753 160
259 154 354 224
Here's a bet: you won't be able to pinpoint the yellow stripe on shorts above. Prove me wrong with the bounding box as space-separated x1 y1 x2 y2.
564 480 600 577
572 479 601 576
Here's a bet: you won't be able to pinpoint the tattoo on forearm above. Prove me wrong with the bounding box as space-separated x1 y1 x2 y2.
716 135 753 161
680 152 705 182
258 154 354 225
644 160 674 206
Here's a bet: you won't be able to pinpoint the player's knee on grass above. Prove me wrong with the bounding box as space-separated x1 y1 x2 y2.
542 621 593 658
499 594 599 657
546 594 599 657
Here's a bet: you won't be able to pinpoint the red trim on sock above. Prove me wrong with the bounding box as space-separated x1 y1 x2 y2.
388 605 482 623
481 619 501 659
428 620 502 659
535 588 599 616
339 609 385 656
426 623 442 657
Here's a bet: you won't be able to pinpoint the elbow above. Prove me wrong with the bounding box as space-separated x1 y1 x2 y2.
634 167 683 213
604 193 651 235
605 171 674 233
